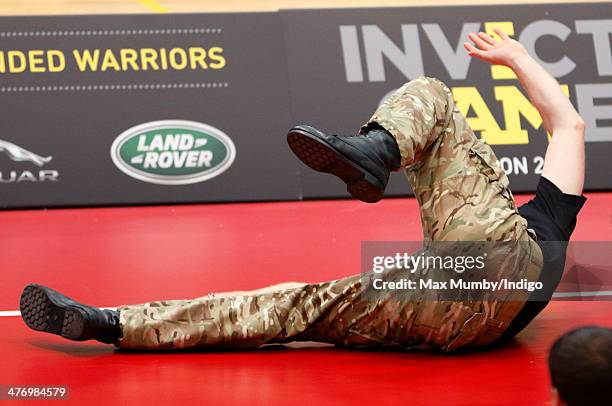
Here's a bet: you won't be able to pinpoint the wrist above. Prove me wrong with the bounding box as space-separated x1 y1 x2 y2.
508 52 532 71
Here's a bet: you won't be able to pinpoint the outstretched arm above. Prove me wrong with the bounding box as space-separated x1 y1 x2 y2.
464 28 585 195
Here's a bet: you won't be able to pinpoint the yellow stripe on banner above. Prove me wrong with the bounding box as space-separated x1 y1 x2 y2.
137 0 168 13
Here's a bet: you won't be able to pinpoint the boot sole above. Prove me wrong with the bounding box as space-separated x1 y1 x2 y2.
287 127 384 203
19 284 85 340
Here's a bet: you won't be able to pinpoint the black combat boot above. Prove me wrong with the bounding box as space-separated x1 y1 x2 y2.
287 124 401 203
19 284 122 344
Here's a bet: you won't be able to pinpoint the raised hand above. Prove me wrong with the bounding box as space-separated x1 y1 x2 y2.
463 28 528 68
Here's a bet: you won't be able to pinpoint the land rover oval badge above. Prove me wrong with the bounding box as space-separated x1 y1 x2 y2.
110 120 236 185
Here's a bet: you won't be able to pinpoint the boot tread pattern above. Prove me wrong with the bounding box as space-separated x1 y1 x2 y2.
20 285 50 331
287 130 383 203
19 284 85 340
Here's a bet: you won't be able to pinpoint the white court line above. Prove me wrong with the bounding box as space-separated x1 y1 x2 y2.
0 311 21 317
0 307 117 317
0 291 610 317
552 290 612 298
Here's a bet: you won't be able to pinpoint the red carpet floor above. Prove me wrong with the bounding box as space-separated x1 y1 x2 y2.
1 193 611 405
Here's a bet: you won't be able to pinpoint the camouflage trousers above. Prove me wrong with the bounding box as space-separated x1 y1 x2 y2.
116 77 543 351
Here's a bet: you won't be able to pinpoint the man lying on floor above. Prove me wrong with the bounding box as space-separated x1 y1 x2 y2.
20 29 586 352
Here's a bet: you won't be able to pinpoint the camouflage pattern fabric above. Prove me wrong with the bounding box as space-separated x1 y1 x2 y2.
117 76 543 351
363 76 530 242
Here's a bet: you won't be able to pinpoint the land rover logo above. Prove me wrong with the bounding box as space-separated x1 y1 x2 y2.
110 120 236 185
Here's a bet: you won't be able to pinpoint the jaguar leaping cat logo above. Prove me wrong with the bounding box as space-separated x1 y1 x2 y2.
0 139 52 167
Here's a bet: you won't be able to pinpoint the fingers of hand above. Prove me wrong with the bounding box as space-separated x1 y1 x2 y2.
477 32 497 46
493 27 509 40
463 42 475 52
468 32 491 50
463 42 486 59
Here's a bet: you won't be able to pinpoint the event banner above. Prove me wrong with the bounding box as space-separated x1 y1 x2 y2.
0 13 299 208
1 3 611 208
282 3 612 198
